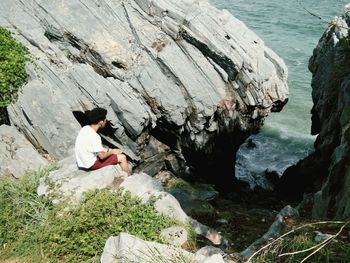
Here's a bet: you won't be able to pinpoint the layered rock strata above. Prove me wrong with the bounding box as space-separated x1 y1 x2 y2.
0 0 288 186
278 9 350 218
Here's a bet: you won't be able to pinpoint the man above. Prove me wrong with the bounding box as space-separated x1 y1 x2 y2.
74 107 131 175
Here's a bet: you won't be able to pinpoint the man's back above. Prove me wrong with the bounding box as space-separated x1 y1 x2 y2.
75 125 103 168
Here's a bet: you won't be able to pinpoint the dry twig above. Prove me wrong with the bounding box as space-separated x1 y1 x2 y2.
246 221 346 262
299 220 350 263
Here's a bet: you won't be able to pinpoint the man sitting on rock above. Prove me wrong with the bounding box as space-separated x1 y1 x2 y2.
74 107 131 176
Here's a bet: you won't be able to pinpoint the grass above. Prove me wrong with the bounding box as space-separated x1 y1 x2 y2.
0 166 192 263
250 220 350 263
0 27 29 107
0 165 56 262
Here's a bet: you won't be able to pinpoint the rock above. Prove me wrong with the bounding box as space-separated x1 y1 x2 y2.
246 138 257 149
100 233 194 263
154 192 189 223
264 168 279 186
168 187 216 216
133 136 169 177
166 180 218 216
276 151 328 202
190 218 229 249
120 173 188 223
238 205 299 260
100 233 227 263
119 173 164 202
314 231 335 243
195 246 224 257
37 155 126 203
199 254 227 263
278 8 350 218
155 170 175 186
0 125 48 178
160 226 188 247
0 0 288 187
120 173 228 245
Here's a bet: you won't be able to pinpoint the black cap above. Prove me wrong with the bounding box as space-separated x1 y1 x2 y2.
86 108 107 124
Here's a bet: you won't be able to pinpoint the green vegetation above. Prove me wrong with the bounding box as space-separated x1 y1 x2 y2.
0 26 29 107
42 189 178 262
0 165 56 262
0 167 184 263
166 177 194 193
252 221 350 263
165 178 216 219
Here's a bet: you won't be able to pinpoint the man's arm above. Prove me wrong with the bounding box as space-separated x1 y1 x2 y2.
97 148 123 160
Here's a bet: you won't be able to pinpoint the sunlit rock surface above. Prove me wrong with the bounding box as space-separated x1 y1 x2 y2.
0 0 288 186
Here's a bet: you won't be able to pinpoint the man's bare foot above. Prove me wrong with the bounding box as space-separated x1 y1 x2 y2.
206 231 221 245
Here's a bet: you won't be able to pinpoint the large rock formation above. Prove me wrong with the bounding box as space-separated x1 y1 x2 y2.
0 0 288 187
278 8 350 218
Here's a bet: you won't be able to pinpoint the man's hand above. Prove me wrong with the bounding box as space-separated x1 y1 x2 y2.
98 148 123 160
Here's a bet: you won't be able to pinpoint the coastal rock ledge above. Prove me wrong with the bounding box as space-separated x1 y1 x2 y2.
0 0 288 184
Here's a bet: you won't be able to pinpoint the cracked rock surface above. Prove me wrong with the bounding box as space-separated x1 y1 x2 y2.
0 0 288 184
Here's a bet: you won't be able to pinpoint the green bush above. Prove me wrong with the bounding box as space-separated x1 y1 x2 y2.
0 168 186 263
0 26 29 107
41 189 178 262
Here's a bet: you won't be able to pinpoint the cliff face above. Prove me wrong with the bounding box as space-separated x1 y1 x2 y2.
0 0 288 186
309 11 350 218
279 9 350 218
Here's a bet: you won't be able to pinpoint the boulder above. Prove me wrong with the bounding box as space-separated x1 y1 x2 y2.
195 246 224 257
160 226 188 247
37 154 127 203
119 173 164 203
199 254 227 263
0 0 288 187
100 232 227 263
0 125 48 178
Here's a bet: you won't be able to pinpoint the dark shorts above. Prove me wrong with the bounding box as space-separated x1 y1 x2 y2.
90 154 119 170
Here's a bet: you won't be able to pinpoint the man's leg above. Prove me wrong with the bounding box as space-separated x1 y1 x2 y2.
90 154 118 170
117 154 131 176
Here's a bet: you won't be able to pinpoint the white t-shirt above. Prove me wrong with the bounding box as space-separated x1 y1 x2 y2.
75 125 104 168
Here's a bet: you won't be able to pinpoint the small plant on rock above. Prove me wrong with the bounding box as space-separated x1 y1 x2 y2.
0 26 29 107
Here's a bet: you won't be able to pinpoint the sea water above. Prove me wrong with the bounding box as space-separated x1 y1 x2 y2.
210 0 348 189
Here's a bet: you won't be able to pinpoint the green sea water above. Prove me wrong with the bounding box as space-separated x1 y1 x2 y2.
210 0 348 188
